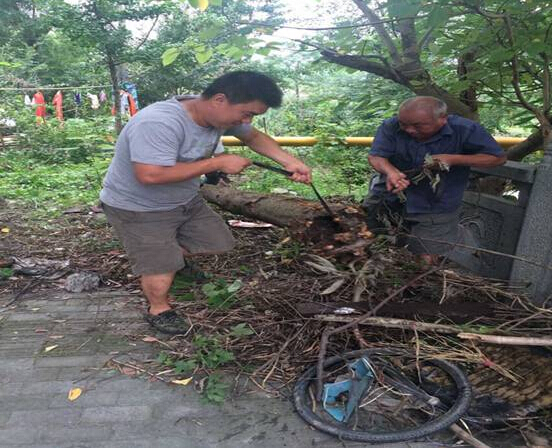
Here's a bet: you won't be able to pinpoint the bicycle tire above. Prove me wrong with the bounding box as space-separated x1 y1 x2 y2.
293 348 472 443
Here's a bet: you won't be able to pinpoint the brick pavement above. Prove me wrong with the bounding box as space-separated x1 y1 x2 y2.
0 289 429 448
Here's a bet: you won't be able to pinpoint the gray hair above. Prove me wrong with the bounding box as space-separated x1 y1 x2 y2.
399 96 447 119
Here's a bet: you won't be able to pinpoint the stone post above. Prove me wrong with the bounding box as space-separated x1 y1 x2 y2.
510 135 552 304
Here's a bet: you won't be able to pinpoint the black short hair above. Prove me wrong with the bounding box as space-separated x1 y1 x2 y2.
202 71 282 108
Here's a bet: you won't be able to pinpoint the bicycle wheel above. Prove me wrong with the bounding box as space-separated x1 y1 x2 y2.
293 348 472 443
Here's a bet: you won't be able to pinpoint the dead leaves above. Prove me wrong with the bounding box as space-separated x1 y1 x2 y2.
67 388 82 401
171 377 193 386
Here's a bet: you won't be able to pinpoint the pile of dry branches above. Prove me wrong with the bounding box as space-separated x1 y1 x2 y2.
126 220 552 426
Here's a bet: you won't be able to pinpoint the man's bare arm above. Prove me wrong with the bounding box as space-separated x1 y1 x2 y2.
134 154 251 185
237 128 312 184
368 155 410 193
432 153 507 168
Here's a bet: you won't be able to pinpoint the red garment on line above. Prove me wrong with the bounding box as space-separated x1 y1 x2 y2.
52 91 63 121
112 91 138 117
125 91 137 116
33 91 46 122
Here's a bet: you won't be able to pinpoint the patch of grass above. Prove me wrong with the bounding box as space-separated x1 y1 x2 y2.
0 150 111 217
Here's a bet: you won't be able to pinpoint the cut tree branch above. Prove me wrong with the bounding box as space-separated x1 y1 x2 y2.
458 333 552 347
313 315 460 334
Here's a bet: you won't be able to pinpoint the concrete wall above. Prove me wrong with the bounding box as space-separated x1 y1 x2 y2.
509 141 552 304
461 162 535 280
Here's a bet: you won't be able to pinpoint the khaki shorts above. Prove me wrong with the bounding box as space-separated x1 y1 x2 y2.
102 195 235 275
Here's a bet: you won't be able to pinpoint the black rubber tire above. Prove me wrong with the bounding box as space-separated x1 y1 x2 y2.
293 348 472 443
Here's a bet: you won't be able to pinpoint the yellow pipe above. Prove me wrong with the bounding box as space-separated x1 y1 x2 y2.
222 136 524 149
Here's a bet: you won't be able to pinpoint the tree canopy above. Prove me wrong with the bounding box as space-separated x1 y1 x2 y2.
1 0 550 157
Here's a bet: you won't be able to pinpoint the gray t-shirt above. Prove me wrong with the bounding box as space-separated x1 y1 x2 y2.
100 96 251 211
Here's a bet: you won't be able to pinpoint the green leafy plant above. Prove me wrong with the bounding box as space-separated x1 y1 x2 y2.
170 273 196 301
238 264 252 274
0 150 111 216
156 351 173 366
0 268 13 280
156 333 236 404
202 373 229 404
157 334 235 373
192 334 235 369
201 278 242 309
274 239 302 262
174 359 197 374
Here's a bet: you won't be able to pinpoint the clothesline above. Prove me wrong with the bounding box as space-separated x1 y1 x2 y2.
0 85 112 92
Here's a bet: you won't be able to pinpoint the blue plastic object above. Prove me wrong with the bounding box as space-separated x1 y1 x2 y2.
322 356 375 423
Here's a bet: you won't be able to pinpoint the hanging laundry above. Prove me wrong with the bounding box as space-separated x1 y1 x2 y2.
24 94 32 106
87 93 100 110
121 82 139 110
33 91 46 124
99 90 107 103
119 90 129 115
119 90 137 117
74 92 82 106
52 90 64 122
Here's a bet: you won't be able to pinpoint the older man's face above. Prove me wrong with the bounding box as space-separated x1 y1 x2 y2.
398 108 447 141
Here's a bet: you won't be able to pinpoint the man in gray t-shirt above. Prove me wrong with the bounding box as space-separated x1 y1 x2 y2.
100 71 311 334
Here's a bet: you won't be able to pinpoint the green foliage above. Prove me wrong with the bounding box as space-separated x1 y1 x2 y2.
0 268 13 280
156 333 236 403
160 0 285 70
170 273 195 291
156 351 172 365
0 0 51 48
202 373 229 404
0 155 110 214
192 334 235 369
174 359 197 374
157 334 236 373
175 292 196 302
201 278 242 309
161 47 181 66
274 239 302 262
0 125 111 214
15 117 114 164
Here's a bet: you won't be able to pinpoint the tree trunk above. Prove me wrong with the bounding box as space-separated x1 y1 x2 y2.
201 184 335 228
200 185 373 255
506 128 543 161
107 56 122 134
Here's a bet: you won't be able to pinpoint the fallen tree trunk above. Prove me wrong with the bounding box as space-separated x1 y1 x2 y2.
200 184 374 255
200 184 332 228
